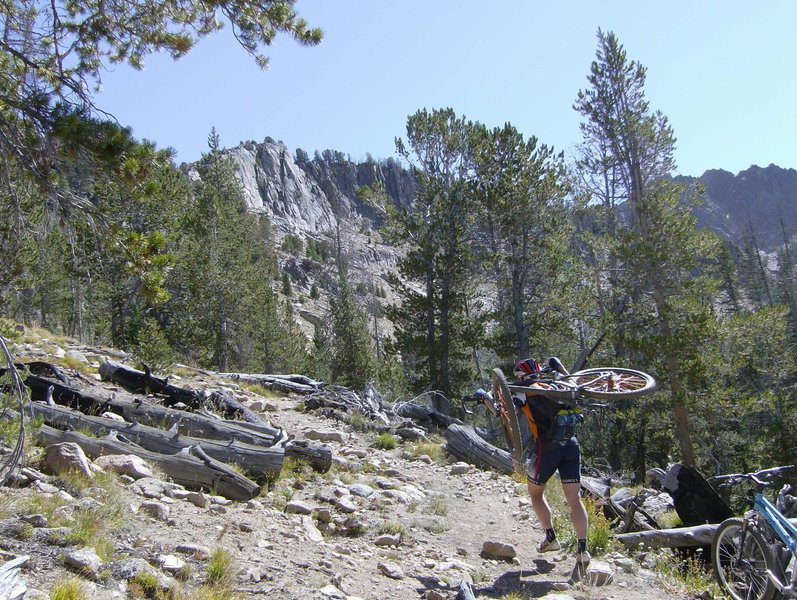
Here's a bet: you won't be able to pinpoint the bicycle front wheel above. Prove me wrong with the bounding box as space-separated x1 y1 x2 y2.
491 368 523 466
568 367 656 400
711 517 776 600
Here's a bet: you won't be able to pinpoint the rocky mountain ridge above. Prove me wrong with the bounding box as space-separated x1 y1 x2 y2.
229 138 797 256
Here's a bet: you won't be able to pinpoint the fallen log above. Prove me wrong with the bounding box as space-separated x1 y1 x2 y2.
99 361 265 424
615 515 797 549
614 523 718 549
20 372 281 445
392 401 464 430
194 366 322 395
37 425 261 501
444 424 515 475
18 373 332 472
28 402 285 479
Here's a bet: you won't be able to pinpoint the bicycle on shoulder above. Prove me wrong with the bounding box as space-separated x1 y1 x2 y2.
711 466 797 600
490 357 656 464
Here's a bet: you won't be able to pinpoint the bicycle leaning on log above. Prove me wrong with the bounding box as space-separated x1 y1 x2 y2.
711 466 797 600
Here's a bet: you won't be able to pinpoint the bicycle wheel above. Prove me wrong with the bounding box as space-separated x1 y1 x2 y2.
491 368 523 465
567 367 656 400
711 517 776 600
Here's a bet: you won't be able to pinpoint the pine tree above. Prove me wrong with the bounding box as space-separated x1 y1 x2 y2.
574 30 721 468
329 270 376 390
470 122 572 362
386 108 484 409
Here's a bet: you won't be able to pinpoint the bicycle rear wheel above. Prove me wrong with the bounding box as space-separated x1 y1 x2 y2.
711 517 776 600
491 368 523 466
568 367 656 400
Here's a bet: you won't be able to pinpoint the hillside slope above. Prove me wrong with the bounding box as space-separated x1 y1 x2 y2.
0 331 699 599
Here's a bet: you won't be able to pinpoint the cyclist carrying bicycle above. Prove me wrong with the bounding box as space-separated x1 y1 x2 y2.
512 357 591 567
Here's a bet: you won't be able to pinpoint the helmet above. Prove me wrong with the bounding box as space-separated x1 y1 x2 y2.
513 358 541 381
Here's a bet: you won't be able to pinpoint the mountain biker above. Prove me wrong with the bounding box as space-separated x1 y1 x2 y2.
512 357 591 567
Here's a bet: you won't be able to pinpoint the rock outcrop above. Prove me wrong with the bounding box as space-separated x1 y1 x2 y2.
228 138 415 236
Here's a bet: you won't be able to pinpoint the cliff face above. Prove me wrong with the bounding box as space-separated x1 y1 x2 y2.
680 164 797 252
228 138 415 236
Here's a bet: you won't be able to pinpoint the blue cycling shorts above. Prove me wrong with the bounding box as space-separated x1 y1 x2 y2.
527 437 581 486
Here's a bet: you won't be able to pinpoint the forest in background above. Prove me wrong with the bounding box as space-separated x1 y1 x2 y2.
1 0 795 485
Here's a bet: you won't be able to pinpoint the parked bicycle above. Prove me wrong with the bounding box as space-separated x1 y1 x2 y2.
711 467 797 600
465 358 656 463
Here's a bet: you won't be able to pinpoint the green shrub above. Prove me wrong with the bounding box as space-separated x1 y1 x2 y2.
50 577 88 600
206 547 236 586
281 234 303 255
373 432 397 450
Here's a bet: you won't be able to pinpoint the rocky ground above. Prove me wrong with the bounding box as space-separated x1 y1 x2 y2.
0 334 706 600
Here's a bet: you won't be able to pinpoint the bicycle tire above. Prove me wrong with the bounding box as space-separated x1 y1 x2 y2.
567 367 656 401
491 367 523 466
711 517 777 600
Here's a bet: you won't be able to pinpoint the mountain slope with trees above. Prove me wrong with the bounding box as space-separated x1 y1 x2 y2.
2 16 796 497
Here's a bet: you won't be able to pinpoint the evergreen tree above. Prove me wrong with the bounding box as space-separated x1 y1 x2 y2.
574 30 721 469
329 270 376 390
470 122 573 362
386 108 484 409
176 131 276 371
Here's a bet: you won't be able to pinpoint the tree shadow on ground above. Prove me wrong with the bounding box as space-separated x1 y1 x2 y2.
472 560 568 598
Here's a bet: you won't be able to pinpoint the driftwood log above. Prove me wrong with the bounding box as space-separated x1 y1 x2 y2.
174 363 323 395
14 370 333 472
37 425 261 501
99 361 265 424
21 373 281 444
614 523 719 549
444 424 515 475
28 402 285 478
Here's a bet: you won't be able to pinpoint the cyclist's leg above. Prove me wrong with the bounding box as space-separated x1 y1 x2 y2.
527 440 559 531
562 481 587 540
559 438 588 541
528 481 552 529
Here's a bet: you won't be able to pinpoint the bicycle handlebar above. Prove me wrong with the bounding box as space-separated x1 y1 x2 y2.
711 465 797 488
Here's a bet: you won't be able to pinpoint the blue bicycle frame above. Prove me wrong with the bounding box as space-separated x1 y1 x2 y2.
753 491 797 595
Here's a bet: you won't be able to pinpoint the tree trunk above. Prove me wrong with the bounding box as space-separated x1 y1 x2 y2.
28 401 285 478
36 425 261 501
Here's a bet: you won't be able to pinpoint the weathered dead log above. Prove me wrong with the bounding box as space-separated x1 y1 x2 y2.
99 360 265 424
206 369 322 395
392 401 465 430
28 402 285 478
37 425 261 501
20 373 281 445
444 424 515 474
614 523 718 549
306 386 390 424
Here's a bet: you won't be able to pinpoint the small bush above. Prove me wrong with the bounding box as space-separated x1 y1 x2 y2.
206 547 237 586
281 234 303 255
130 571 161 597
422 520 449 534
0 318 22 341
50 577 88 600
409 440 445 463
426 496 449 516
377 521 407 536
373 432 397 450
348 411 369 432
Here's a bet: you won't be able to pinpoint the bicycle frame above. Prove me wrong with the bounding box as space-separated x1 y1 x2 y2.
752 491 797 595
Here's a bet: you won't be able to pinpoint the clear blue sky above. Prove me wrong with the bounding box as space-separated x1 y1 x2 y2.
96 1 797 177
